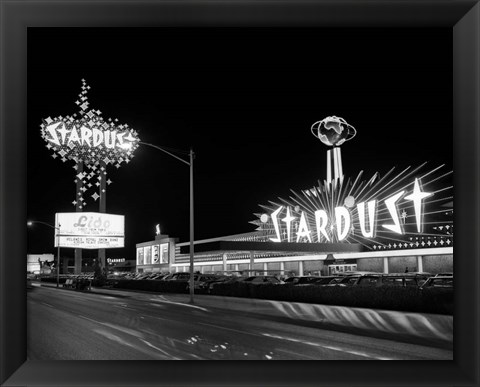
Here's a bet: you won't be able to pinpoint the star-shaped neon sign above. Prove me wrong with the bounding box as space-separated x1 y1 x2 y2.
405 178 433 233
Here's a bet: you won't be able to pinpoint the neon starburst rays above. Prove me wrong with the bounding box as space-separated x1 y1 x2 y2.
252 163 453 250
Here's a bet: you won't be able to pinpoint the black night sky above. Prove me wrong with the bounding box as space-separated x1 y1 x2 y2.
27 27 452 260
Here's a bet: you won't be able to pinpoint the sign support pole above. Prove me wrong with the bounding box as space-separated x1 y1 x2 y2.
74 161 84 275
99 161 107 271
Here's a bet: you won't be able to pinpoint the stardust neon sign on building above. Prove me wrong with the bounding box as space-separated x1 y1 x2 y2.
266 177 431 242
252 117 453 250
255 166 453 249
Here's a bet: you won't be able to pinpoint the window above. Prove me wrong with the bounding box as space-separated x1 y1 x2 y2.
160 243 169 264
136 247 144 265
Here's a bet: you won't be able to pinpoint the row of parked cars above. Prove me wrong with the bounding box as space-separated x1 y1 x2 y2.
105 271 453 293
282 271 453 290
107 271 286 292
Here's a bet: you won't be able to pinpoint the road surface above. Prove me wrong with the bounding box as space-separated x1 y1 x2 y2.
27 284 453 360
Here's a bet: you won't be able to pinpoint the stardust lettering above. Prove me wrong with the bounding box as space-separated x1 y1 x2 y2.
45 122 131 150
269 179 431 243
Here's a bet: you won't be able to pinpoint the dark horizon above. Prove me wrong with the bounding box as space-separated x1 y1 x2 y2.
27 27 453 260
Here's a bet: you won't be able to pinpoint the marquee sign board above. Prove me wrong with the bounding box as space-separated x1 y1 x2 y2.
55 212 125 249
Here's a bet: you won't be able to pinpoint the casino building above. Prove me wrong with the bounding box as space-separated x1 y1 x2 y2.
136 116 453 276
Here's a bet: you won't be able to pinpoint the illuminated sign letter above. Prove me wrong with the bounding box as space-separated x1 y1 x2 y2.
314 209 330 242
334 206 351 241
357 200 376 238
104 130 117 149
382 191 405 234
404 178 433 233
80 125 93 147
92 128 104 147
281 207 295 242
116 132 127 148
45 122 62 146
296 212 312 243
269 206 283 242
67 126 81 145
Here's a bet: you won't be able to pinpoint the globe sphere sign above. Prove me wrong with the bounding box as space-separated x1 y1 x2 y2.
311 115 357 147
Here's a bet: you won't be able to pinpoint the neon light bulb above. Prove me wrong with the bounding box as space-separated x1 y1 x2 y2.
382 191 405 234
334 206 351 241
404 178 433 233
281 207 296 242
269 206 283 242
357 200 376 238
296 212 312 242
314 209 330 242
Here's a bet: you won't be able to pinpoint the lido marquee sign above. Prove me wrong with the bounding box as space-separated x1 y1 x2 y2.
264 177 434 244
55 212 125 249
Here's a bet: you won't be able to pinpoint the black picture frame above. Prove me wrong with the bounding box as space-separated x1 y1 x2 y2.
1 1 478 386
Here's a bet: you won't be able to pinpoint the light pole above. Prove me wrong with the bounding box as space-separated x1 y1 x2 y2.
138 141 196 304
27 220 61 288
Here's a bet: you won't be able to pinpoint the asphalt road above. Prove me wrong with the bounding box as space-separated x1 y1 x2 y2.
27 284 453 360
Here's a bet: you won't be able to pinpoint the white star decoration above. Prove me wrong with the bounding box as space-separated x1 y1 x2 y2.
404 178 433 233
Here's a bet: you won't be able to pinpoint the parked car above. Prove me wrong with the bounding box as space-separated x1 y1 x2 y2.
187 274 225 292
312 276 343 286
242 276 284 284
434 272 453 277
162 272 192 282
353 272 432 287
150 273 169 280
420 276 453 290
283 276 320 285
327 275 363 287
334 271 379 277
208 276 250 293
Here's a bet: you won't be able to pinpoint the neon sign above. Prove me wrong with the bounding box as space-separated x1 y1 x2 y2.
268 178 430 243
254 165 453 249
253 117 452 250
41 80 140 209
40 81 140 167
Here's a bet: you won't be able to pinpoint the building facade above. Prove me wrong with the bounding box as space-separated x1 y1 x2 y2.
136 231 453 276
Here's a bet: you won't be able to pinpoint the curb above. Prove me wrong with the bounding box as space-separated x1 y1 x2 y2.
193 295 453 344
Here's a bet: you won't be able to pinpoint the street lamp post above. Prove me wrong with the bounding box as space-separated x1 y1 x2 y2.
27 220 61 288
138 142 195 304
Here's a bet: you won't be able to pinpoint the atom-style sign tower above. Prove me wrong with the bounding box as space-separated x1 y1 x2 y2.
311 116 357 185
